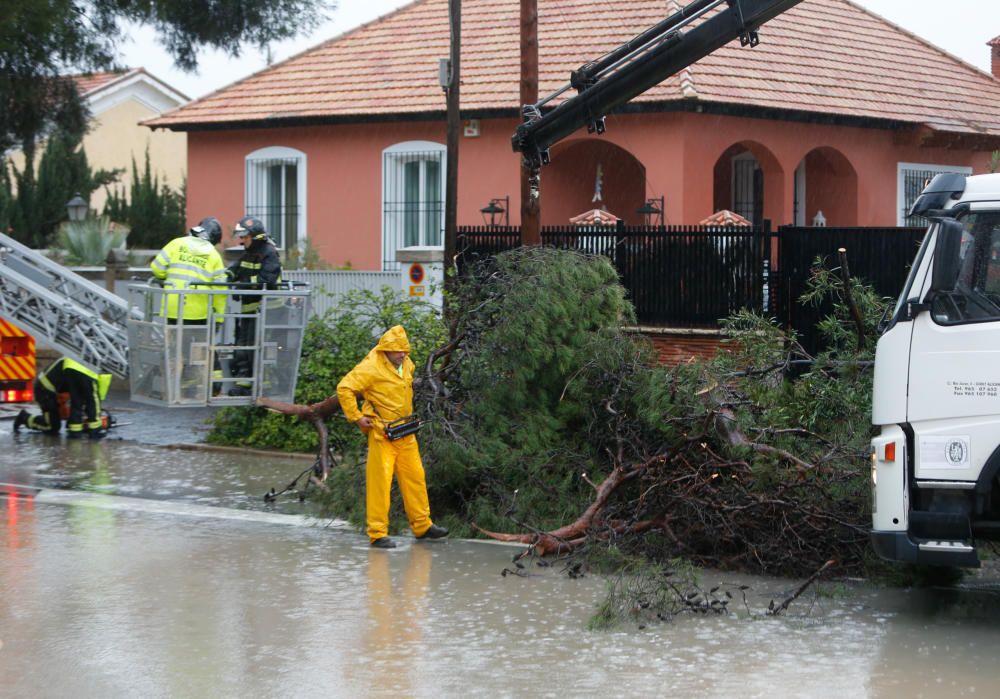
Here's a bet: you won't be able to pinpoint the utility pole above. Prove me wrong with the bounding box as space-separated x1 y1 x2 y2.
444 0 461 276
520 0 541 245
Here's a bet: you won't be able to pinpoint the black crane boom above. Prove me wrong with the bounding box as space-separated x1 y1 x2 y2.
512 0 804 187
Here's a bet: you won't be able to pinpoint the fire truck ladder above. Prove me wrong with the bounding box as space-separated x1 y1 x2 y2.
0 232 130 378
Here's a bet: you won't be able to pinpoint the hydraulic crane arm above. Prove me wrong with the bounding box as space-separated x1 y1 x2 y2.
512 0 804 182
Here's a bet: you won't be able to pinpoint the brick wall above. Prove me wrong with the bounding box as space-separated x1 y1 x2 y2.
631 328 727 366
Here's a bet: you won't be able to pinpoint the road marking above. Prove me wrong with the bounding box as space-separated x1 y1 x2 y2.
1 482 347 529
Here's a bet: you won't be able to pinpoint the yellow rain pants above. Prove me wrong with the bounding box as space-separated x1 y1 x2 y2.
365 429 432 541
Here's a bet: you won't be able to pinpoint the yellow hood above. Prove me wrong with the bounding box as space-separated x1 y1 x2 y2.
375 325 410 354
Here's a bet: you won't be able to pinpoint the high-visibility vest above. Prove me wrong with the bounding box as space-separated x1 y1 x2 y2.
150 236 227 320
41 358 112 400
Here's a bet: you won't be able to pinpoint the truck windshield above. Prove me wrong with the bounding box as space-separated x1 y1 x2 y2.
890 228 932 324
931 211 1000 324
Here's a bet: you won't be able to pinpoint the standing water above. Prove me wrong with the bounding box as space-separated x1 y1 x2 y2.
2 398 1000 697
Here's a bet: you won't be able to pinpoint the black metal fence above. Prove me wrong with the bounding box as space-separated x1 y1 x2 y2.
776 226 925 356
458 222 773 328
458 224 929 341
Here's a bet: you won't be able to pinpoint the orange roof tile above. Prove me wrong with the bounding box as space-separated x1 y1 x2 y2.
70 69 139 96
700 210 753 226
147 0 1000 141
569 208 621 225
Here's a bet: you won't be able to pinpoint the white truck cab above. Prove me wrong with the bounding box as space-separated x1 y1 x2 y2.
871 172 1000 567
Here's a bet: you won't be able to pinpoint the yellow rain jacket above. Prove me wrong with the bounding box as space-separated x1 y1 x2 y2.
336 325 433 541
150 235 227 320
336 324 415 428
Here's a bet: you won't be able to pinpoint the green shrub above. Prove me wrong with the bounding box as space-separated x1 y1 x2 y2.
102 149 185 249
53 216 128 265
4 127 120 248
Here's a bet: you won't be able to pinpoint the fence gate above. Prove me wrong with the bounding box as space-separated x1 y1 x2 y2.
777 226 925 356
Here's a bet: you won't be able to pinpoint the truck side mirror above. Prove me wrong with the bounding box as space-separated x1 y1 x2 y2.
930 219 963 294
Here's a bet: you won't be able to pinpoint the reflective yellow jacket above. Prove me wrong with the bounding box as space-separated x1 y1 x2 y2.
336 325 414 426
40 358 112 400
150 236 227 320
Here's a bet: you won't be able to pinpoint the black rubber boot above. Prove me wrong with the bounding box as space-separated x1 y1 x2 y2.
370 537 397 549
416 524 449 540
12 409 28 432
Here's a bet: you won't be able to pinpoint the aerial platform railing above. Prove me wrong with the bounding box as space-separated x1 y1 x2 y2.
0 232 130 378
126 282 311 407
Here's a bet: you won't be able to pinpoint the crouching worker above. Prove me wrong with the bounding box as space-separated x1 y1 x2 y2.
13 357 112 438
336 325 448 549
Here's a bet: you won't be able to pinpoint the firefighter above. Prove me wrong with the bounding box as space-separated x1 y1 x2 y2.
150 217 228 394
150 217 228 322
336 325 448 548
13 357 112 438
226 216 283 396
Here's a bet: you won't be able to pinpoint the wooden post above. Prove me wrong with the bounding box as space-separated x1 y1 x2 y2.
444 0 461 277
105 248 127 294
520 0 541 245
837 247 866 349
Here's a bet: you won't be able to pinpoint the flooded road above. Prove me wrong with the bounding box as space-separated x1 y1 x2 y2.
3 398 1000 697
1 396 316 515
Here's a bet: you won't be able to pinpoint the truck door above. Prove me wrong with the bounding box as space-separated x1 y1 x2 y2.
907 209 1000 482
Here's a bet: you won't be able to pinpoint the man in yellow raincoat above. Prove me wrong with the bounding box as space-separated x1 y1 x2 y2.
337 325 448 549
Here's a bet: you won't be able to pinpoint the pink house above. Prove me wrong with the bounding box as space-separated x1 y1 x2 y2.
146 0 1000 271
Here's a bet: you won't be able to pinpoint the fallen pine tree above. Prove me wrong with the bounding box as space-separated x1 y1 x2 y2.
415 246 884 579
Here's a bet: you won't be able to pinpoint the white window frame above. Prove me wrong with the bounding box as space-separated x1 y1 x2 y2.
382 140 446 271
245 146 307 251
896 162 972 226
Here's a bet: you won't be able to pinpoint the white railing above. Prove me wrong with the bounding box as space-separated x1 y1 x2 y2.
282 270 400 318
68 266 402 320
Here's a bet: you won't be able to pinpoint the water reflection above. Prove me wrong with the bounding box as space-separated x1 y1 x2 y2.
354 546 432 696
4 488 34 551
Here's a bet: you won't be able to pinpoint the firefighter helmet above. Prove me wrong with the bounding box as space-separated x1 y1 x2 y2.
190 217 222 245
234 216 267 241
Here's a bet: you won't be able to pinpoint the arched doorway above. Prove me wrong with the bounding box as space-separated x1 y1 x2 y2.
794 147 859 227
543 140 646 225
712 142 784 226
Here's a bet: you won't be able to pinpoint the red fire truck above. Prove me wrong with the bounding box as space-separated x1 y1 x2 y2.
0 318 35 403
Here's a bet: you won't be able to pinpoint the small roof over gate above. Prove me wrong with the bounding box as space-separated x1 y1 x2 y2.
570 208 621 226
700 210 753 227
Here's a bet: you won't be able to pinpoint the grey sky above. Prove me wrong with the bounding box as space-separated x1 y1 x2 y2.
125 0 999 101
